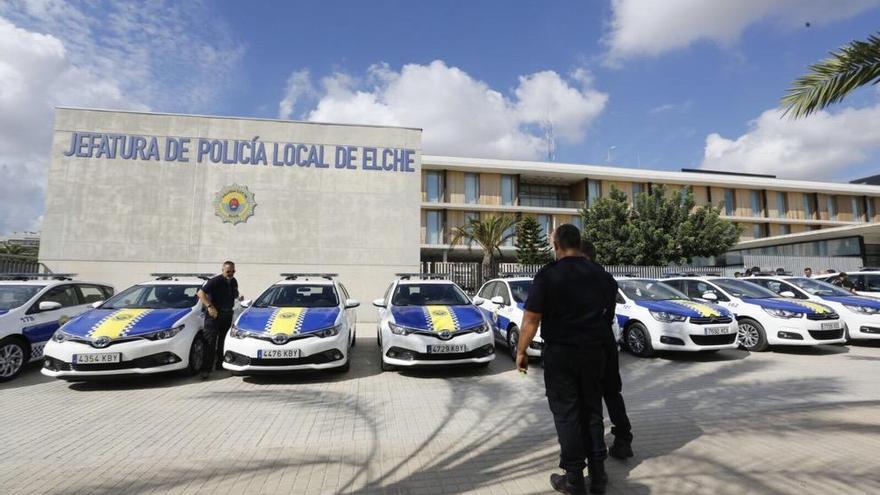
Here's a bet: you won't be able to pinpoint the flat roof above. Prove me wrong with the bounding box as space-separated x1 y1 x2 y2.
734 223 880 249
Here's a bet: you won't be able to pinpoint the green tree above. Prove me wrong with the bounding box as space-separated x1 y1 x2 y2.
581 185 740 265
448 215 518 280
0 243 37 261
514 216 552 265
782 32 880 118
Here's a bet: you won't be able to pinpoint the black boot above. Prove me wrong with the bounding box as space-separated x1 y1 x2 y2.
588 459 607 494
609 436 634 460
550 470 586 495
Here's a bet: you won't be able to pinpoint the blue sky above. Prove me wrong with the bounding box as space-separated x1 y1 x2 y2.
1 0 880 234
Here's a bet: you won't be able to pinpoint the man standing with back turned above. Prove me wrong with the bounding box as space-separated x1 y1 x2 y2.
517 224 617 494
197 261 240 379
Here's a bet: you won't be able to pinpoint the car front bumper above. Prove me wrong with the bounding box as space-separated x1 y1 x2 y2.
764 318 847 345
651 320 740 352
382 330 495 366
222 329 349 372
41 336 191 378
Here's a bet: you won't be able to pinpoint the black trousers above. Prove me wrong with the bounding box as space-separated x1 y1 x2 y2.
202 311 233 371
543 342 607 472
602 340 632 441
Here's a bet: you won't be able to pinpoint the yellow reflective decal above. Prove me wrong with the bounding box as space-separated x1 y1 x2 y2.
424 305 459 332
268 307 307 336
671 300 721 317
89 309 151 339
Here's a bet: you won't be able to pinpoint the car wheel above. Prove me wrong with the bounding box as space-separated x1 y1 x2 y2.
0 337 28 383
737 318 768 352
507 325 520 361
183 334 206 376
625 323 655 358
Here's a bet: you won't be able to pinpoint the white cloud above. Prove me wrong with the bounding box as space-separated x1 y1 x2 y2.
605 0 880 61
278 69 315 120
0 1 243 235
701 104 880 179
289 60 608 159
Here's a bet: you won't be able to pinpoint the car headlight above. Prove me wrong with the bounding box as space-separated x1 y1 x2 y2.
51 330 72 343
843 304 880 315
142 325 185 340
229 325 254 339
763 308 803 319
315 324 341 338
650 311 686 322
470 322 490 334
388 322 417 335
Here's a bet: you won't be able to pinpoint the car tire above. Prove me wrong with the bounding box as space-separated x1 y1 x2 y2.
380 356 394 372
183 334 206 376
737 318 768 352
0 336 29 383
337 353 351 373
625 323 655 358
507 325 520 361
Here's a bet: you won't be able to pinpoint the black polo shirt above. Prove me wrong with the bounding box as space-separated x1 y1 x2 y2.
524 256 617 345
201 275 239 312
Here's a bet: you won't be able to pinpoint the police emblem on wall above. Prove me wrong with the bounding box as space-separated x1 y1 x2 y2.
213 184 257 225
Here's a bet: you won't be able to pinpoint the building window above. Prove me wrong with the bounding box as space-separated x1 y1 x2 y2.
464 211 479 225
827 195 837 220
868 197 875 222
752 223 767 239
571 215 583 230
631 183 644 198
803 194 816 219
776 192 788 218
425 171 443 203
723 189 735 216
852 196 864 223
464 173 479 204
779 224 790 235
425 211 443 244
750 190 763 217
503 222 516 247
537 214 551 238
520 183 573 208
587 179 602 207
501 175 517 206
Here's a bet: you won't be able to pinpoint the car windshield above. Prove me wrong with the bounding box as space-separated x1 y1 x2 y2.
102 284 200 309
509 281 531 304
392 283 472 306
0 285 44 310
788 277 855 297
713 278 778 299
619 279 688 301
253 284 339 308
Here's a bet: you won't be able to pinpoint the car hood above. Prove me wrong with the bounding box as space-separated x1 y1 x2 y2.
822 295 880 308
744 298 834 315
0 309 8 316
634 299 730 318
391 305 484 332
63 308 192 339
236 307 340 335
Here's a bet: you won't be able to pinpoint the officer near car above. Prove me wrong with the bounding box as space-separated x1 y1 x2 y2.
196 261 241 378
516 224 617 495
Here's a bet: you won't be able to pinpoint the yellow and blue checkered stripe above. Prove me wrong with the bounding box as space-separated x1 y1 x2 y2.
265 307 307 336
87 309 152 339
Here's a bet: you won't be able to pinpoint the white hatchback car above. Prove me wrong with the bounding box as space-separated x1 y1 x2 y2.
747 275 880 341
42 274 222 380
0 273 113 382
663 276 845 352
615 277 738 357
374 274 495 371
223 274 359 373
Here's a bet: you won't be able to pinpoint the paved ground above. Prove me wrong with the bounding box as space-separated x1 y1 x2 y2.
2 326 879 495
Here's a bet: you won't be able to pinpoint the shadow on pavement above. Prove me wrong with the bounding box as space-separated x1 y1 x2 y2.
0 362 54 390
771 344 850 355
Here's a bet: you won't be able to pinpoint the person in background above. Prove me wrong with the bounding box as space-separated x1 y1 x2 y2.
832 272 858 294
734 271 743 278
196 261 241 379
581 239 633 462
804 267 813 278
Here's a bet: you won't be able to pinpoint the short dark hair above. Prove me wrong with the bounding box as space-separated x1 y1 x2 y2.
223 260 235 267
581 238 596 260
804 267 812 271
553 224 582 250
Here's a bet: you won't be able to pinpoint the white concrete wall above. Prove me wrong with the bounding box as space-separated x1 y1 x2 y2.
41 109 423 321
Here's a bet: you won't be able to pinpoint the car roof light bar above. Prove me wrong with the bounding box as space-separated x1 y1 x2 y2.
281 273 338 280
0 273 77 280
150 273 215 280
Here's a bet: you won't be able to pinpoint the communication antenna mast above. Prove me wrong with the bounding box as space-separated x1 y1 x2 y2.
544 120 556 162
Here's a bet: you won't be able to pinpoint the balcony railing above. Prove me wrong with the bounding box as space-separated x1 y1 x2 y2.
518 197 585 209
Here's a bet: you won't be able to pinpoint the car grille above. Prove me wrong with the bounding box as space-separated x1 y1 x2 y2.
690 334 737 346
808 329 845 340
806 313 839 321
689 316 733 325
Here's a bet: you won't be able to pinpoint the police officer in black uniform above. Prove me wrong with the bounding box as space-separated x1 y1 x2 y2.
196 261 240 378
581 239 633 461
517 225 617 495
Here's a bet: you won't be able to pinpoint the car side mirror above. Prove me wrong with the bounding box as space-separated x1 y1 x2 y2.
472 296 485 306
701 292 718 301
90 301 103 309
240 299 252 308
38 301 63 312
372 298 386 308
780 291 796 298
490 296 505 306
345 298 360 309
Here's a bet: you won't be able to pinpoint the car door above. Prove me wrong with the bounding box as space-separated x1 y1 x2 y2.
23 284 82 359
338 282 357 338
493 282 516 331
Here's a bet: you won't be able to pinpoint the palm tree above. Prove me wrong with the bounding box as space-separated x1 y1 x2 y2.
782 32 880 118
447 215 518 280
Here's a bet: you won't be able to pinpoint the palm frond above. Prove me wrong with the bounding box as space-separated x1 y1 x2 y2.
782 32 880 118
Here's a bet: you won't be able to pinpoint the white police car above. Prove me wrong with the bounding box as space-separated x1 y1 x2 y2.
476 275 623 360
615 277 738 357
0 273 113 382
42 274 221 380
374 274 494 371
223 273 359 373
663 276 844 351
747 275 880 341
